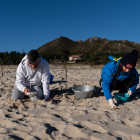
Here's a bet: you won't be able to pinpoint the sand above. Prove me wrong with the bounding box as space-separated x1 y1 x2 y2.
0 65 140 140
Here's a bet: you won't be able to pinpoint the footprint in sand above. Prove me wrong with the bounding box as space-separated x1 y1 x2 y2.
79 121 107 133
62 125 90 139
121 119 138 126
109 131 132 140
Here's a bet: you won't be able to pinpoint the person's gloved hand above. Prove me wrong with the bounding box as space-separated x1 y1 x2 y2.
108 98 116 108
127 90 132 96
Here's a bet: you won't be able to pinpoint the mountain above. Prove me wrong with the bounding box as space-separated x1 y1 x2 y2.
37 36 140 55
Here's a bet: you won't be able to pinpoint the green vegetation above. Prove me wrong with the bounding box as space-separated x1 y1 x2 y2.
1 36 140 65
36 36 140 65
0 51 26 65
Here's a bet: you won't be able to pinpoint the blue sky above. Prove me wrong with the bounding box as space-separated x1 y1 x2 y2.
1 0 140 53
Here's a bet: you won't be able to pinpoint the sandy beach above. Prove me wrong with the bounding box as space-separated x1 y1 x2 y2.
0 64 140 140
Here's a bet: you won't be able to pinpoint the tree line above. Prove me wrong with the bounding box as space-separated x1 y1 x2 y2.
1 49 140 65
0 51 26 65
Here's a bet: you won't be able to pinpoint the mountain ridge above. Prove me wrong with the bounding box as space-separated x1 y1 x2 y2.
37 36 140 55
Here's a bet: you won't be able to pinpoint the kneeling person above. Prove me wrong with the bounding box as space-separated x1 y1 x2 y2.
100 49 139 108
11 50 54 102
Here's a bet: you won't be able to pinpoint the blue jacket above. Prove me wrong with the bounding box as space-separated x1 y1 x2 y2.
101 56 139 101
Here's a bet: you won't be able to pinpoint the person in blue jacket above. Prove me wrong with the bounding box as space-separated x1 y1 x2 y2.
100 49 139 108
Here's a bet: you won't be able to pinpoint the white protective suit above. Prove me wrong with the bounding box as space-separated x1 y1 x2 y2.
15 55 50 99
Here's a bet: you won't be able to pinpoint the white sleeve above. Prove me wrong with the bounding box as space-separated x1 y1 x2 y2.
41 61 50 99
16 64 26 92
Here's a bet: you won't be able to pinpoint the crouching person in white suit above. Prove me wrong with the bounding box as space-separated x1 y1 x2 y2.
11 50 56 102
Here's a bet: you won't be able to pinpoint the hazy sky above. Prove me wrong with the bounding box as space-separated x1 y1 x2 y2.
1 0 140 53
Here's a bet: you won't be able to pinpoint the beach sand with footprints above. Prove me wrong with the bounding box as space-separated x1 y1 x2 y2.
0 64 140 140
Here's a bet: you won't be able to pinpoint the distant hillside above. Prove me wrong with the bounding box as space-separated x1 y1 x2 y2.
37 36 140 55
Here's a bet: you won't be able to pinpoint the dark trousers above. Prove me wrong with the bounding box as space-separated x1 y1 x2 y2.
111 74 136 93
99 74 136 93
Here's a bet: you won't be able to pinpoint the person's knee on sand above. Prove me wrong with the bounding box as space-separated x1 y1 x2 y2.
11 86 25 100
11 85 44 100
11 50 50 101
100 49 139 108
